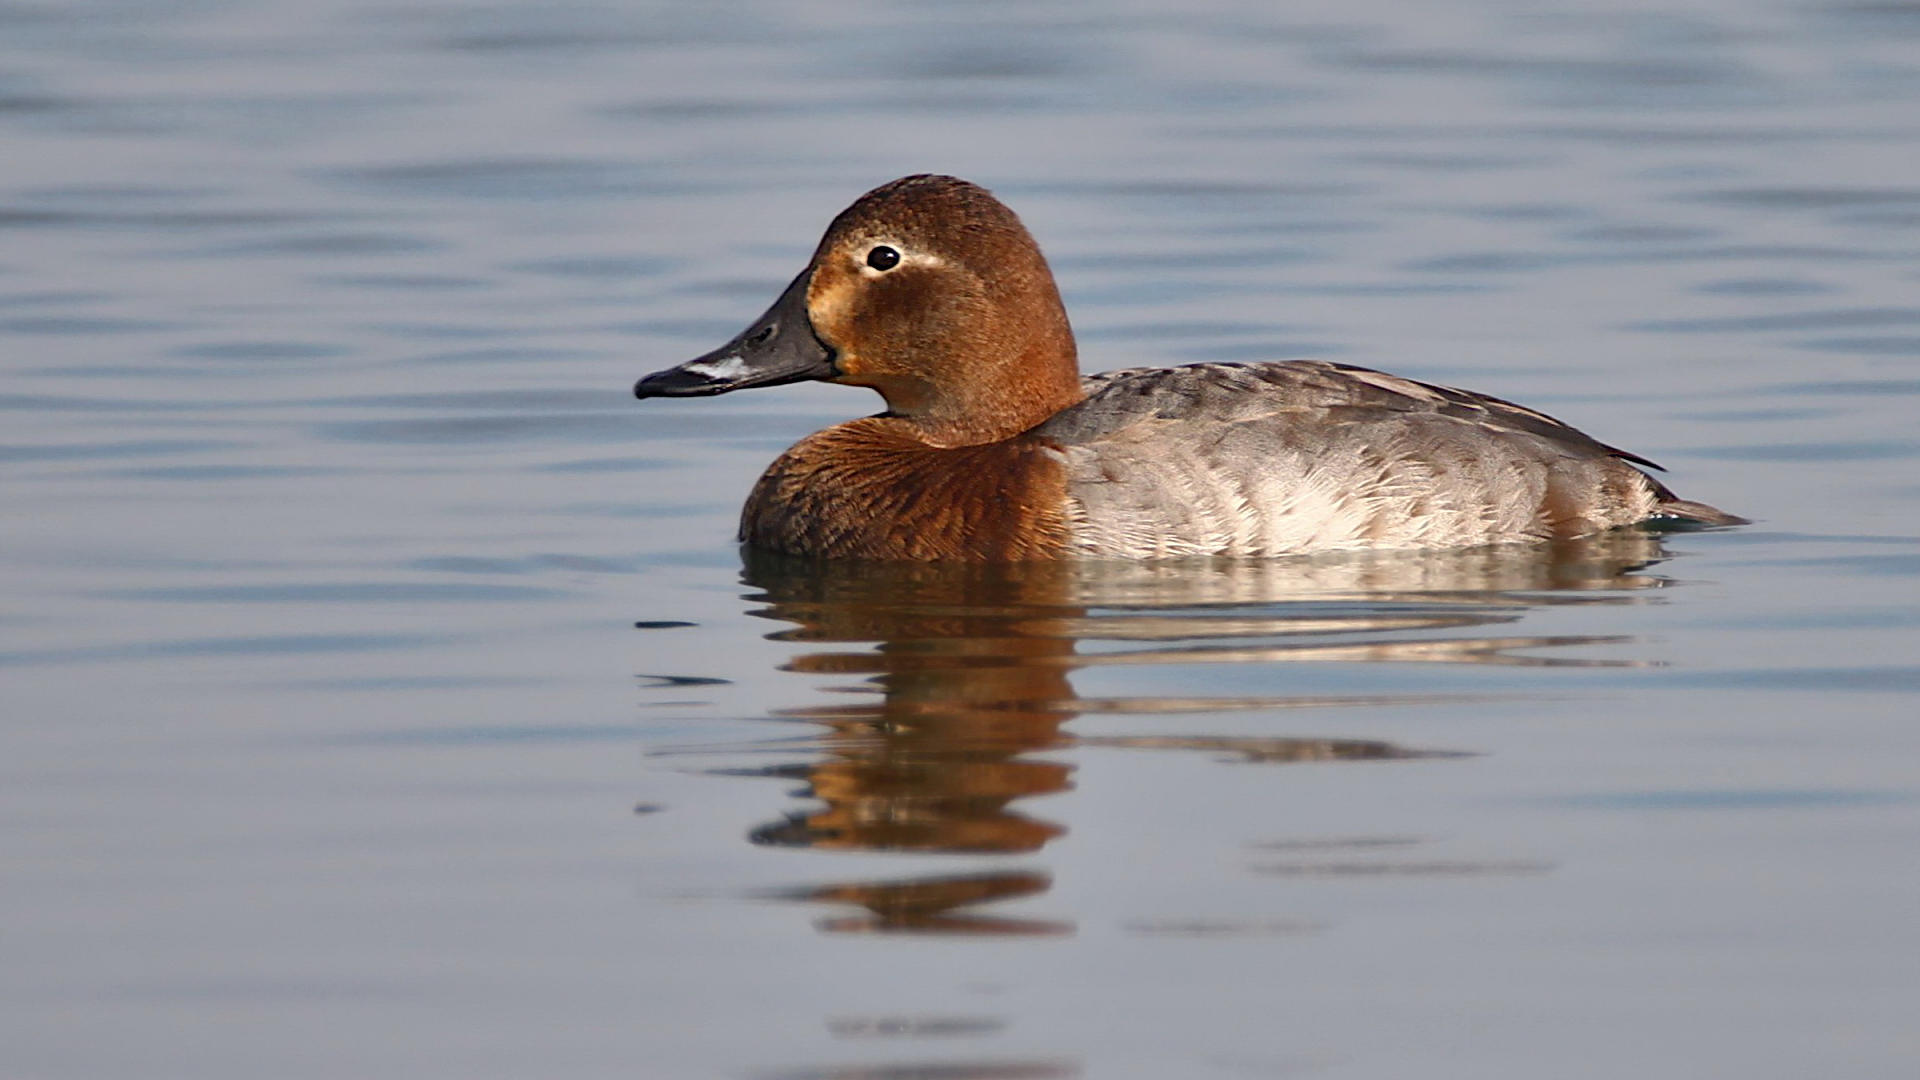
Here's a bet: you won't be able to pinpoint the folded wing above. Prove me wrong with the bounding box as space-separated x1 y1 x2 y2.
1031 361 1735 558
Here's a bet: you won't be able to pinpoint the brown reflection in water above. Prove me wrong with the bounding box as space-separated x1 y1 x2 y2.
706 533 1672 933
770 870 1071 936
741 557 1085 857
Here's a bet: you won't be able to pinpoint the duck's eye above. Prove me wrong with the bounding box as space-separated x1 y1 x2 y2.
865 245 901 272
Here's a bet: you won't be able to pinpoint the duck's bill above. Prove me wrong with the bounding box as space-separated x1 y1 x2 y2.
633 269 835 398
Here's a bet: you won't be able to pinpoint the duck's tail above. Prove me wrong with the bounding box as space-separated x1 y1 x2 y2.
1637 470 1748 528
1651 496 1749 527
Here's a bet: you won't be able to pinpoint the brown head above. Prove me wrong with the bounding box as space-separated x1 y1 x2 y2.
635 176 1084 446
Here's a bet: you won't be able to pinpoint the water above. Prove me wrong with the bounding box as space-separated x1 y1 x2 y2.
4 1 1919 1077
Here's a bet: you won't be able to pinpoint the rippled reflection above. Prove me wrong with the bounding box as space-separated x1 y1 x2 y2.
768 871 1071 937
694 532 1675 932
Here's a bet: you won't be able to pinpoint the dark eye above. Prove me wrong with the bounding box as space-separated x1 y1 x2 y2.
866 245 901 271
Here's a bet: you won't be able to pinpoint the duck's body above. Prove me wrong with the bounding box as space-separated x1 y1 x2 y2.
742 360 1726 560
637 175 1740 561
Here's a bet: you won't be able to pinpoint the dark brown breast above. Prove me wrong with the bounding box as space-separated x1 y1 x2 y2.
740 418 1072 560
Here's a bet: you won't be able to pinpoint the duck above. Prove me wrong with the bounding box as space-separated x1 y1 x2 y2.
634 174 1742 561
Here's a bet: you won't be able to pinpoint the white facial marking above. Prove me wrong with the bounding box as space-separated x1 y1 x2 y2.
857 241 943 277
686 354 753 380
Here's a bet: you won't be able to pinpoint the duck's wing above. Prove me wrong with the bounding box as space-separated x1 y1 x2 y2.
1028 361 1733 558
1036 360 1662 470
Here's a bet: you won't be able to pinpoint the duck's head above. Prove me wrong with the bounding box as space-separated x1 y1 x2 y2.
635 175 1082 446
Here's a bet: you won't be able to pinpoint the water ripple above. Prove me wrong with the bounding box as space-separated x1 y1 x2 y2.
0 633 454 667
112 583 577 603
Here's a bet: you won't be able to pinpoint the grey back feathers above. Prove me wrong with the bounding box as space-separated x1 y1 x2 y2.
1030 361 1733 558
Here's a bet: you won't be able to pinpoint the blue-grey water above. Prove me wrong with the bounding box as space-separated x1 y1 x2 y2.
4 2 1919 1078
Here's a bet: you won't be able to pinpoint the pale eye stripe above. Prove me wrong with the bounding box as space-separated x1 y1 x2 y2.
856 244 945 274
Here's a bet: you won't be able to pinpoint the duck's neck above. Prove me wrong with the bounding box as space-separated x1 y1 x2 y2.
907 360 1082 447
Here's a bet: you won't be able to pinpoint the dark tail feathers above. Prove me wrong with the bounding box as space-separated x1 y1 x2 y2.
1652 497 1749 527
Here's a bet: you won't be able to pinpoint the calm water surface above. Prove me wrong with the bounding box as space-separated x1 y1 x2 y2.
4 2 1920 1078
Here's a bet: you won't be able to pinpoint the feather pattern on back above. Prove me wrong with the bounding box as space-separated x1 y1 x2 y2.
1030 361 1714 558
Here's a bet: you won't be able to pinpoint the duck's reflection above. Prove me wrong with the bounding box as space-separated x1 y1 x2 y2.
768 870 1071 936
720 531 1674 933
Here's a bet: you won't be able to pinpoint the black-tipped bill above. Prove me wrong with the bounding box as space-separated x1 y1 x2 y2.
633 268 835 398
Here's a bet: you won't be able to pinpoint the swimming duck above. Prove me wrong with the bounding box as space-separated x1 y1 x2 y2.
635 175 1741 560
